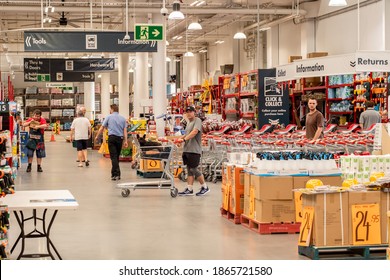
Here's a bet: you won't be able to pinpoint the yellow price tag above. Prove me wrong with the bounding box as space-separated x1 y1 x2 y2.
298 206 314 246
294 191 303 223
223 78 231 90
242 75 248 87
351 204 381 245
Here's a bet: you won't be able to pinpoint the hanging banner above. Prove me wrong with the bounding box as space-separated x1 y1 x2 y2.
355 51 390 72
24 31 157 52
258 68 290 128
294 53 356 78
276 63 296 82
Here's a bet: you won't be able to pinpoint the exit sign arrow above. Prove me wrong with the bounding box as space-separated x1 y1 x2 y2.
135 24 164 41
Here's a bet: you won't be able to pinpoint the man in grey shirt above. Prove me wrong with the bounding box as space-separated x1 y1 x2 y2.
359 101 381 130
178 106 209 196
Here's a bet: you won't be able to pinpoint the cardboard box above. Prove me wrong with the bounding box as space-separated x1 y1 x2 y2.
221 184 229 211
254 199 295 223
381 191 390 244
293 176 343 189
230 166 245 190
288 55 302 63
348 191 381 245
229 185 245 215
386 247 390 260
253 176 293 200
307 52 328 58
244 195 251 216
302 192 349 246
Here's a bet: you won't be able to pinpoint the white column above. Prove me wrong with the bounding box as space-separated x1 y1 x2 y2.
83 82 95 120
118 53 129 118
266 26 279 68
152 13 168 136
300 21 315 59
134 52 149 118
100 72 110 118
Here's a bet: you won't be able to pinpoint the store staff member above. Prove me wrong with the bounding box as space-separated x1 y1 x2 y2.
305 97 324 140
94 104 128 181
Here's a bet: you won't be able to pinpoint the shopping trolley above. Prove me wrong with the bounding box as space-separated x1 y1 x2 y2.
116 144 179 198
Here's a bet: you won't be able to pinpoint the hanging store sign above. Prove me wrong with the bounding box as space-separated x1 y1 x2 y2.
51 72 95 82
24 31 157 52
276 63 295 82
46 82 73 88
294 53 356 78
258 68 290 128
355 51 390 72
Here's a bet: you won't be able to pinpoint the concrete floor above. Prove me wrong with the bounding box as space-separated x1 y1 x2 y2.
7 133 305 260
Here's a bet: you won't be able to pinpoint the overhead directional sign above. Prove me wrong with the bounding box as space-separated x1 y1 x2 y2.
24 31 157 52
135 24 164 41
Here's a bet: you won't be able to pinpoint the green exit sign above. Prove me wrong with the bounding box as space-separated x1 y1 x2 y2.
135 24 164 41
37 74 50 82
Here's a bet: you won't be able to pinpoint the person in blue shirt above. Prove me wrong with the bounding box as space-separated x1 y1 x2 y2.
94 104 128 181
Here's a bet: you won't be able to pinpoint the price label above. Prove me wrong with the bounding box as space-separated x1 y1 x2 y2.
298 206 314 246
294 191 303 223
351 204 381 245
223 78 231 90
242 75 248 87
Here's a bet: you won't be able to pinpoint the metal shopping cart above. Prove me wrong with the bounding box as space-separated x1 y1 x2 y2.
116 143 179 198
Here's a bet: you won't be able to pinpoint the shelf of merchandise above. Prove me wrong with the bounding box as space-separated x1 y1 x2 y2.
239 70 258 124
220 74 240 121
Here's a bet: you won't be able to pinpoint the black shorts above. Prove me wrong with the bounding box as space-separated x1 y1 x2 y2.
182 152 201 168
76 139 88 151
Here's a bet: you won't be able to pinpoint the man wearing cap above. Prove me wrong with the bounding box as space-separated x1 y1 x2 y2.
178 105 210 196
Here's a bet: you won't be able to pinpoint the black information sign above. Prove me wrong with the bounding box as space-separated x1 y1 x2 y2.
258 68 290 128
50 72 95 82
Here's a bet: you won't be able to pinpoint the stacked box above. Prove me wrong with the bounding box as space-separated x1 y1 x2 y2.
51 88 62 94
62 109 75 117
37 100 49 106
51 109 62 117
302 191 349 247
380 191 389 244
228 165 245 215
252 176 295 223
62 98 74 106
307 52 328 58
38 87 50 94
26 99 37 106
41 111 50 119
51 99 62 106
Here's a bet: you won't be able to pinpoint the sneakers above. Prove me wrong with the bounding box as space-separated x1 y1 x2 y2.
111 176 121 181
37 166 43 172
196 186 210 196
178 188 194 196
85 160 90 167
26 165 32 173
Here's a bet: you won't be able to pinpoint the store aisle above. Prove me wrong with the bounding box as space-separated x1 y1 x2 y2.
9 137 305 260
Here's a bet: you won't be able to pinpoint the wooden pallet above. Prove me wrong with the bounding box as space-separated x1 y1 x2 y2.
298 244 388 260
136 170 164 178
240 214 301 234
220 207 241 224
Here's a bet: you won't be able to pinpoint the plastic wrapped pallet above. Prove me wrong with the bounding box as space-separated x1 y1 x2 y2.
62 109 75 117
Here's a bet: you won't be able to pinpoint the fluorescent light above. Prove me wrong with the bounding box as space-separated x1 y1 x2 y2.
184 51 194 57
215 40 225 44
98 74 102 79
233 32 247 39
199 49 207 53
328 0 347 6
166 40 170 46
43 17 52 23
148 63 152 67
129 69 134 73
123 33 130 40
188 22 202 30
190 1 199 6
166 57 171 62
259 27 271 31
176 36 183 40
195 1 205 7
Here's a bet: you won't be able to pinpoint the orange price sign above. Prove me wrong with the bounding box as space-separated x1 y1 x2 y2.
298 206 314 246
351 204 381 245
294 191 303 223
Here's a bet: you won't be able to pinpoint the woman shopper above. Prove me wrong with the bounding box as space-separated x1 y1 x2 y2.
23 109 49 172
70 110 92 167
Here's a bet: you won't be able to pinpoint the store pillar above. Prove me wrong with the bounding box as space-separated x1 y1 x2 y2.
83 82 95 120
118 53 130 118
301 21 315 58
266 27 279 68
152 13 168 137
100 72 110 118
134 52 149 118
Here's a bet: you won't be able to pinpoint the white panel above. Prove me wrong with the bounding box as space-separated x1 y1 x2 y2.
279 21 301 64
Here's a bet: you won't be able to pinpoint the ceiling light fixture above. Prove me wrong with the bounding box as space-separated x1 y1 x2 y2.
188 21 202 30
166 40 170 46
45 0 55 13
169 1 185 20
199 49 207 53
328 0 347 6
166 57 171 62
233 32 247 39
195 1 206 7
43 16 52 23
184 51 194 57
190 0 199 6
215 40 225 44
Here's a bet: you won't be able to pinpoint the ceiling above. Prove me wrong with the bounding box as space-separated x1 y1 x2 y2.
0 0 316 73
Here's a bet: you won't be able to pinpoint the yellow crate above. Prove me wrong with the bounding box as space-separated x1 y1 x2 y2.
130 118 148 130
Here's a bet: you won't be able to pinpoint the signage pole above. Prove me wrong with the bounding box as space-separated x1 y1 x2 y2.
357 0 360 51
118 53 130 119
